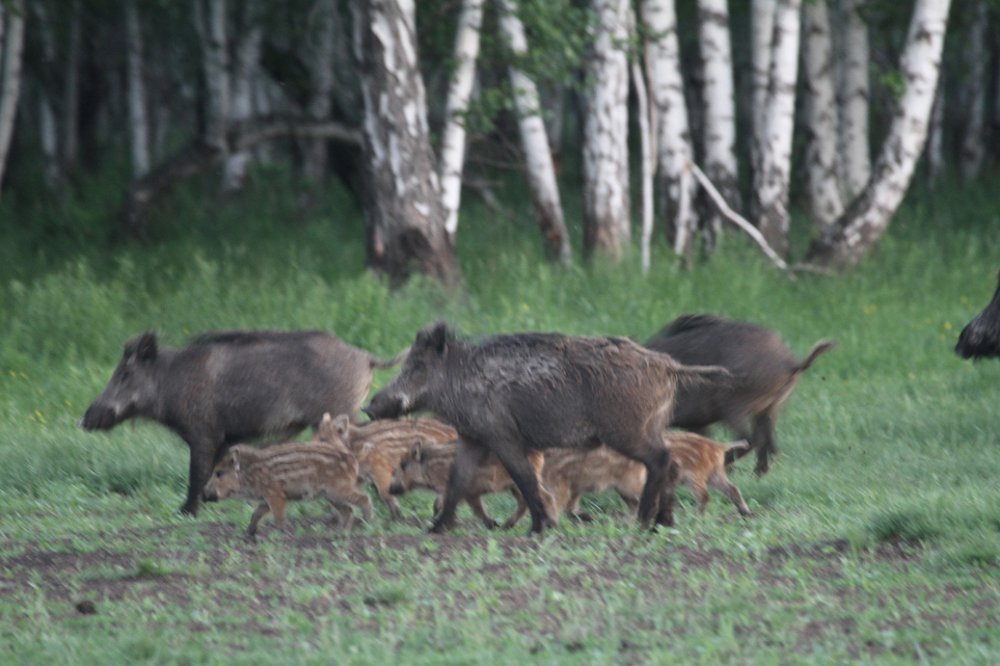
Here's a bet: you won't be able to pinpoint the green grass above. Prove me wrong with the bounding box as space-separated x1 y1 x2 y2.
1 169 999 663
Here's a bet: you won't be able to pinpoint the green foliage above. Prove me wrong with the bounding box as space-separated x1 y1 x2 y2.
1 169 1000 663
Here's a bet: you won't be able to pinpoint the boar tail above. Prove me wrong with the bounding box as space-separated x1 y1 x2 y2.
370 346 410 370
725 439 751 452
673 363 731 384
796 340 836 373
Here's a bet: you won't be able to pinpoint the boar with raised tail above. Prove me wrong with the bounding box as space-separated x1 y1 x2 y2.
314 412 457 519
81 330 407 516
364 322 729 534
956 269 1000 360
202 441 373 536
645 314 835 475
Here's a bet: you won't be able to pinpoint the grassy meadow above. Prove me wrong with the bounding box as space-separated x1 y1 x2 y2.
1 169 999 663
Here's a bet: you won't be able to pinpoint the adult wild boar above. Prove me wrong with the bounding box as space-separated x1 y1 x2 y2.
364 322 728 534
81 330 407 516
645 314 835 475
955 269 1000 360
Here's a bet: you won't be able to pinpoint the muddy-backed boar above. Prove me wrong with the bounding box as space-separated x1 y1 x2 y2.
364 322 728 534
314 413 457 519
645 314 835 475
389 439 549 530
522 435 750 526
81 330 406 516
201 441 373 536
956 269 1000 360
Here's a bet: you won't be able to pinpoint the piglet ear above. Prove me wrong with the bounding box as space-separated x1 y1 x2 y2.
136 332 158 362
334 414 351 439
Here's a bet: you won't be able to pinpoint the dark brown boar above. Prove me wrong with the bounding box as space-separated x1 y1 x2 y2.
81 330 406 516
201 441 373 536
364 322 728 534
956 269 1000 360
389 439 548 530
645 314 835 475
314 412 457 519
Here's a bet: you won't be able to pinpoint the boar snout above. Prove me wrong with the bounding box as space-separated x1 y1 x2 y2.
363 394 404 420
202 487 219 503
389 480 406 495
80 404 119 431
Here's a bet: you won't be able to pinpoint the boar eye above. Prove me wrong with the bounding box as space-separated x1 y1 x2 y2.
215 470 224 478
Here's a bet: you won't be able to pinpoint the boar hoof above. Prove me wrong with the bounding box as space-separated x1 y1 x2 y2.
179 503 200 517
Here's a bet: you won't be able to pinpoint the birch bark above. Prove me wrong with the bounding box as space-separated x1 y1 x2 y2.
583 0 631 260
498 0 571 264
805 0 952 270
835 0 870 198
0 0 25 191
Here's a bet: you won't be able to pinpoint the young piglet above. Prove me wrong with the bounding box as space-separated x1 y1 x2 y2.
663 432 752 517
202 441 373 537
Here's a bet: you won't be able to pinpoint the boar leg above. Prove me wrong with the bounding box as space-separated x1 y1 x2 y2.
182 438 220 516
466 495 501 529
722 419 755 468
348 489 375 523
246 502 272 536
430 442 490 533
370 470 403 520
709 472 752 517
325 499 354 529
751 412 778 476
488 442 554 535
690 480 711 514
630 443 672 529
501 489 528 530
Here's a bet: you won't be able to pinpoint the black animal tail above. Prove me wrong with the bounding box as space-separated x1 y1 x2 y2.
796 340 836 373
370 346 410 370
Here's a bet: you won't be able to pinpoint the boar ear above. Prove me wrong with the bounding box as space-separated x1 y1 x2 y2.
409 442 422 463
334 414 351 438
419 321 450 355
136 332 158 362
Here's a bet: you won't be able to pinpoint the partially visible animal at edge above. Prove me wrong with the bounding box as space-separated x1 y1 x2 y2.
364 322 729 534
314 412 457 520
645 314 836 476
201 441 373 537
80 330 407 516
955 269 1000 360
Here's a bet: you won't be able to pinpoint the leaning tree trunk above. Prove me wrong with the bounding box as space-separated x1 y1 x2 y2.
351 0 460 286
802 0 843 227
125 0 151 178
753 0 801 260
804 0 952 270
696 0 739 253
641 0 697 260
440 0 483 240
835 0 870 199
583 0 631 261
498 0 571 264
0 0 26 193
958 0 987 182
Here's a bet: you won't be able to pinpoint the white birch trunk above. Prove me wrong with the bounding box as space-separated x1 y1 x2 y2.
194 0 230 153
302 0 336 182
805 0 952 270
641 0 697 258
440 0 483 239
754 0 801 259
835 0 870 198
223 1 263 192
351 0 459 284
697 0 739 251
926 80 945 184
958 0 987 182
0 1 25 191
583 0 631 260
125 0 150 178
751 0 776 206
498 0 571 264
802 0 843 226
